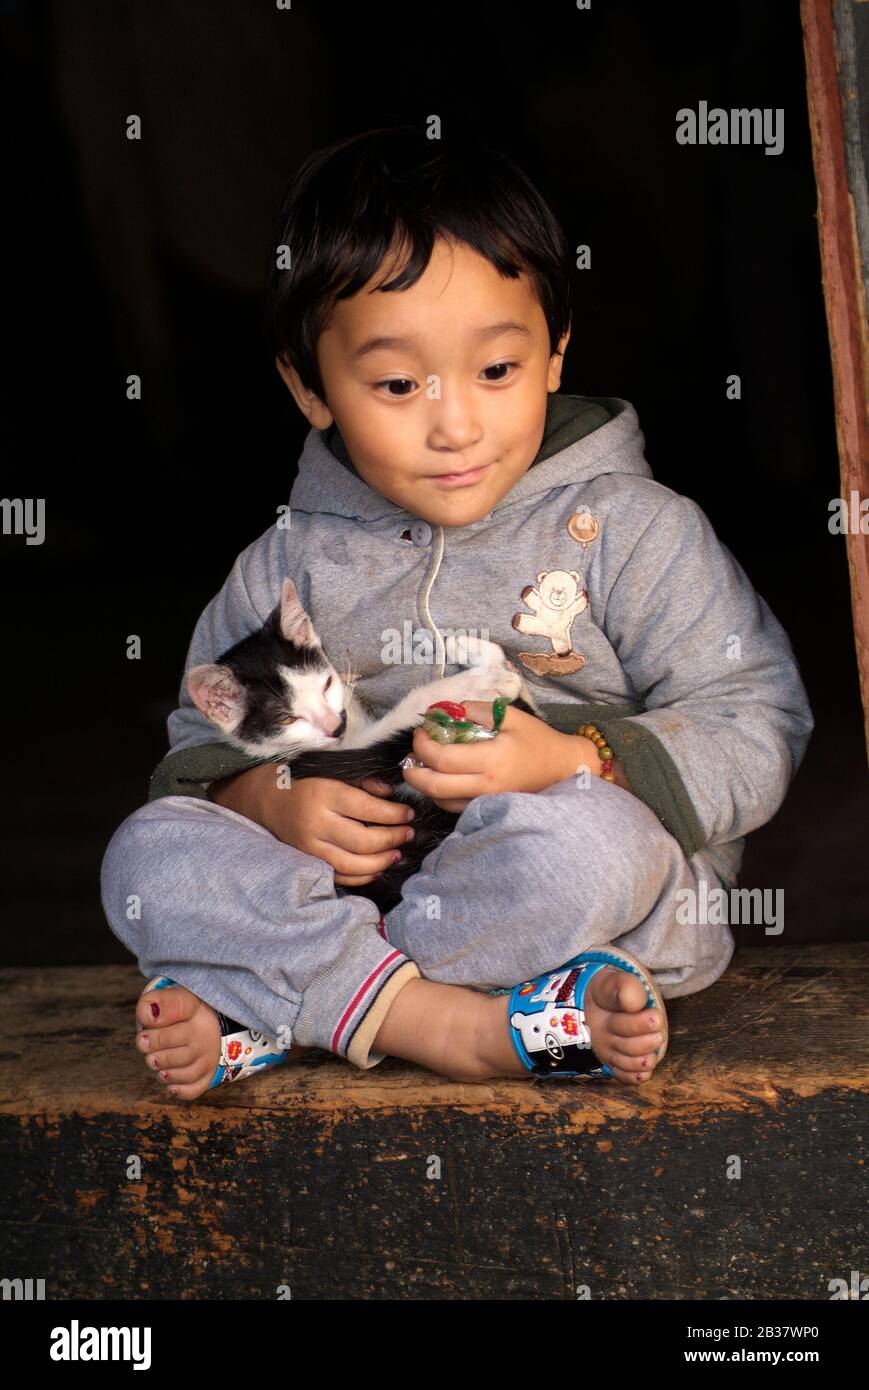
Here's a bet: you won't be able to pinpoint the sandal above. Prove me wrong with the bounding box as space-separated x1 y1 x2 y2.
506 946 668 1079
140 976 291 1089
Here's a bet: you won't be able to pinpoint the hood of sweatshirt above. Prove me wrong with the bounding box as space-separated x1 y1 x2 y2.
289 393 653 523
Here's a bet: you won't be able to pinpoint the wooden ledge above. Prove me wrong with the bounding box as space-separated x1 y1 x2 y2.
0 945 865 1298
0 944 866 1123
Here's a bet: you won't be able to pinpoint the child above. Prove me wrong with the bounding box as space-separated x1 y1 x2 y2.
100 126 813 1099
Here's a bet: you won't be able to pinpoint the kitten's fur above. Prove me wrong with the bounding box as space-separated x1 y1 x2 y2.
187 577 540 914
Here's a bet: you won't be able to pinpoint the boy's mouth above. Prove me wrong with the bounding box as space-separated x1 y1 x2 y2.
427 462 492 488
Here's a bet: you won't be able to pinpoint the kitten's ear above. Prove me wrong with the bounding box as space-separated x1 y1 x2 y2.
186 664 247 733
279 576 319 648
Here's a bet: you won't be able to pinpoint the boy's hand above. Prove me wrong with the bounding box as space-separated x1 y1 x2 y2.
401 701 605 812
208 764 415 886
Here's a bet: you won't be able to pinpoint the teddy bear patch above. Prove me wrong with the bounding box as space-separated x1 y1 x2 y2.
511 568 589 675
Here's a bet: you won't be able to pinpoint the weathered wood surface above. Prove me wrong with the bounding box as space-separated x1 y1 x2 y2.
0 945 866 1299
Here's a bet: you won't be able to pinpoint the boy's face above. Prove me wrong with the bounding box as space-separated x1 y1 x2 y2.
276 236 570 527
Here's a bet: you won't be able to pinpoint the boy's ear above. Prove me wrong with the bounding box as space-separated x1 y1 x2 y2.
546 326 571 392
274 354 334 429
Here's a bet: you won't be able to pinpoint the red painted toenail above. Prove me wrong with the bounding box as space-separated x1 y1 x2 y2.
169 1087 178 1095
160 1071 169 1080
149 1002 160 1020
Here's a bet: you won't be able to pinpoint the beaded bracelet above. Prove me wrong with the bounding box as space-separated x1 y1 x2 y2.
576 722 618 783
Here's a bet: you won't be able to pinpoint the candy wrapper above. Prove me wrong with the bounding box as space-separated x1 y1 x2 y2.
420 696 511 744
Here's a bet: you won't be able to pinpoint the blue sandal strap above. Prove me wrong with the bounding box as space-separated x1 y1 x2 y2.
506 949 659 1080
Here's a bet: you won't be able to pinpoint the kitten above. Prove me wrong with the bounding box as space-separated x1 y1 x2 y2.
186 577 539 913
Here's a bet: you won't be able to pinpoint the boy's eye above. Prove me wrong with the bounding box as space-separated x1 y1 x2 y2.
374 362 519 396
482 361 519 382
376 378 415 397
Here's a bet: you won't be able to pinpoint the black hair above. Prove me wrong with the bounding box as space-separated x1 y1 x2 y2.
263 124 573 401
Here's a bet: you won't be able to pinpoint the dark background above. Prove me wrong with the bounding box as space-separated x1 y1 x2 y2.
1 0 866 966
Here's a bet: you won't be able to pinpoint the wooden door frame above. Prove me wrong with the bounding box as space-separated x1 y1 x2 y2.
802 0 869 762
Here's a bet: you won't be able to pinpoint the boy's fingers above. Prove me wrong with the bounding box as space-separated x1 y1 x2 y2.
402 762 487 801
329 814 414 857
338 782 415 822
459 700 496 729
354 775 393 796
411 725 487 770
334 871 380 886
320 844 407 878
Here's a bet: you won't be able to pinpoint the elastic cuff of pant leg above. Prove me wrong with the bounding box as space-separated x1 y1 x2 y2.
345 960 421 1070
380 903 404 950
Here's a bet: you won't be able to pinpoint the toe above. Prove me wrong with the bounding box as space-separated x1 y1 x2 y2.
609 1030 661 1058
611 969 650 1014
168 1074 215 1101
590 966 648 1015
160 1058 215 1085
136 984 198 1029
609 1046 656 1073
145 1044 198 1074
136 1021 197 1056
608 1061 653 1084
609 1005 665 1039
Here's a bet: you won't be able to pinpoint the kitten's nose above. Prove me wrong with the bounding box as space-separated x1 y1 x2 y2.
320 708 346 738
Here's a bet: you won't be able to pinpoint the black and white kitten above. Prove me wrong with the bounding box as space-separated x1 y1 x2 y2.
186 577 538 913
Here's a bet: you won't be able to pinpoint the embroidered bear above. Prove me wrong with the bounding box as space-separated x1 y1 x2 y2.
512 568 588 675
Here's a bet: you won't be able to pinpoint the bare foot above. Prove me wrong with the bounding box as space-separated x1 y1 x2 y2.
581 965 667 1084
134 984 309 1100
482 965 667 1084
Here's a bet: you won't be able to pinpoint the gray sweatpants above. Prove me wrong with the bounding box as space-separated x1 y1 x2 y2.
100 775 734 1068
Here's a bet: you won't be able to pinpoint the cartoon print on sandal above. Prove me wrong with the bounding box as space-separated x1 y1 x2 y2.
511 567 589 675
508 947 667 1081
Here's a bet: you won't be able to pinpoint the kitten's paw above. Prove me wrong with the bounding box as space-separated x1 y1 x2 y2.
459 666 523 704
460 636 513 674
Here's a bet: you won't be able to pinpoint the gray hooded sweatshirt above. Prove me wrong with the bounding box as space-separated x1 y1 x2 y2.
149 392 813 891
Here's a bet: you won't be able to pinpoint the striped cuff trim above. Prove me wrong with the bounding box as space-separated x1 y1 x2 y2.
341 958 421 1070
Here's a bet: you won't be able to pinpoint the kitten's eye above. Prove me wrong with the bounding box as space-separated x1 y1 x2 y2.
324 676 332 692
279 716 298 726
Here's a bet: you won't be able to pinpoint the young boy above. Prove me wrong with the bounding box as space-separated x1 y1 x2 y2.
100 126 813 1099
